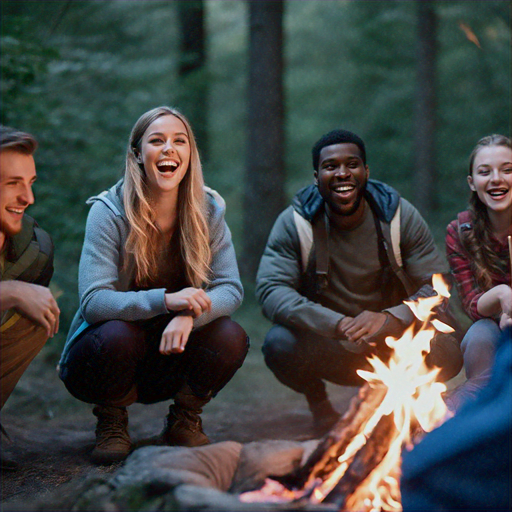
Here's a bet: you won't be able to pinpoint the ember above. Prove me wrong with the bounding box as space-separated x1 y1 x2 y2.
240 274 453 511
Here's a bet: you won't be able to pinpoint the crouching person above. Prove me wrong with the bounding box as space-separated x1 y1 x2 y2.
58 107 249 464
1 126 59 468
256 129 463 437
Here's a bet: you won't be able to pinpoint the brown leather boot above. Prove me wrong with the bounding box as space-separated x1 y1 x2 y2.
307 396 341 437
159 385 211 447
91 405 132 464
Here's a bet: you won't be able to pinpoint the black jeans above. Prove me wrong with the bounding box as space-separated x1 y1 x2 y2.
60 315 249 406
262 324 463 403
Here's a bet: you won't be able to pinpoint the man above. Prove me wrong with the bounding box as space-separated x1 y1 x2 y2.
256 129 463 435
0 126 60 468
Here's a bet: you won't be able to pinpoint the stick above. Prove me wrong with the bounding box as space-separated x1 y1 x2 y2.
508 236 512 285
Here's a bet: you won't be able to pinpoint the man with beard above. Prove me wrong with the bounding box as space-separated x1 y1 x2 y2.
256 129 463 435
0 126 59 469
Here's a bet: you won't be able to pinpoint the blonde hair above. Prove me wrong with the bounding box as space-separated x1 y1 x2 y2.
464 134 511 290
123 106 211 287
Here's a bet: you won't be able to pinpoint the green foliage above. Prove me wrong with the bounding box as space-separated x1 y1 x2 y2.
1 0 510 359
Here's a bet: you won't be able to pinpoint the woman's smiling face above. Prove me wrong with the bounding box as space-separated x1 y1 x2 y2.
468 144 512 215
139 114 191 196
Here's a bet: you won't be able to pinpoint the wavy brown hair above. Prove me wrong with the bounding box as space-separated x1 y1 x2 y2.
123 106 211 288
463 134 511 290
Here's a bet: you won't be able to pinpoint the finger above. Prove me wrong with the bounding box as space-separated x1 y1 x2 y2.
159 334 169 355
187 298 203 318
171 332 185 354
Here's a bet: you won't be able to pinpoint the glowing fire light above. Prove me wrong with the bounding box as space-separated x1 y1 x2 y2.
240 274 453 511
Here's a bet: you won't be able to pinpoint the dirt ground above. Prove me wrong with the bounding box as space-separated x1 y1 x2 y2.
0 341 365 511
0 310 466 512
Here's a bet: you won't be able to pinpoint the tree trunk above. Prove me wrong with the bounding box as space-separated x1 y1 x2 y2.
176 0 208 161
242 0 285 280
413 0 437 218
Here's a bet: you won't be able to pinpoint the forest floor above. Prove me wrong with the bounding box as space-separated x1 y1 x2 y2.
0 305 466 511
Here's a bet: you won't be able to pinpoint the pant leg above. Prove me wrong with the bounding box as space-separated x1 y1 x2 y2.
59 319 149 407
262 324 370 402
1 316 48 409
137 316 249 403
460 318 501 380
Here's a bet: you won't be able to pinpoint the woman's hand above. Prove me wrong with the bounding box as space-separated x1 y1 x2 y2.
159 315 194 355
477 284 512 320
164 287 211 318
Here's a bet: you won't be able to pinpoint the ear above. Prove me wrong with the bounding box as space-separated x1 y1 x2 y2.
314 169 318 185
467 175 476 191
365 165 370 179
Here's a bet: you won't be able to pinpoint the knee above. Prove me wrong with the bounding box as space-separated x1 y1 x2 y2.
198 317 249 360
461 319 501 355
427 333 463 382
262 325 298 368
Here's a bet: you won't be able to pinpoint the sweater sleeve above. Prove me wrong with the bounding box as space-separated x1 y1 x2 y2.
78 201 168 324
255 207 344 337
445 219 484 321
193 200 243 329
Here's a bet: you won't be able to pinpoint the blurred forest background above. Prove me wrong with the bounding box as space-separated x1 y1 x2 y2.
1 0 511 364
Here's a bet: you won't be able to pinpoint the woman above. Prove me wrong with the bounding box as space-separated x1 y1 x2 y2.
59 106 249 463
445 134 511 411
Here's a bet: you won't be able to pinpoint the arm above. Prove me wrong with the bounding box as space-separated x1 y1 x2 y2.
255 207 343 337
78 201 169 324
477 284 512 328
193 198 244 329
1 280 60 337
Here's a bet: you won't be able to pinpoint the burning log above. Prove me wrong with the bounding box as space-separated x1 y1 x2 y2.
276 383 387 491
324 413 398 507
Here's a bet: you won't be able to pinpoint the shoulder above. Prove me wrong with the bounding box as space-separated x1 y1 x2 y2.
365 180 400 223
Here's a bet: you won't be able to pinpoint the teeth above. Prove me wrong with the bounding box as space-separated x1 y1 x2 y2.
6 208 23 214
488 189 507 197
158 161 178 168
334 185 354 192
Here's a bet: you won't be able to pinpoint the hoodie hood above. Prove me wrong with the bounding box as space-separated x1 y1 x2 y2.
86 179 126 218
292 179 400 223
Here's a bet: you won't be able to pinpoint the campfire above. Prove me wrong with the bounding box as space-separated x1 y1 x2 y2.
240 274 454 511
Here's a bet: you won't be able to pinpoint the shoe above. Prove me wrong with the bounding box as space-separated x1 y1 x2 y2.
158 384 210 447
91 405 132 464
307 397 341 437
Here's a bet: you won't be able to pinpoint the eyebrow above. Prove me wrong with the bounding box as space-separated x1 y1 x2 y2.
147 131 189 138
1 175 37 181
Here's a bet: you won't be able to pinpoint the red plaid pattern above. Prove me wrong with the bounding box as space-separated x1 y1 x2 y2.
446 216 510 321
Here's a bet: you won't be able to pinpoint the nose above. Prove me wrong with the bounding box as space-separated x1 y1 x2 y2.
163 139 176 154
490 168 502 183
19 184 35 206
334 165 350 178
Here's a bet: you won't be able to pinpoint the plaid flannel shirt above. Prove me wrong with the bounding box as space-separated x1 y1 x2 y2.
446 215 510 321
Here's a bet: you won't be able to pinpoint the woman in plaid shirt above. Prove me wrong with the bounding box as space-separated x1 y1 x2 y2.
445 134 511 411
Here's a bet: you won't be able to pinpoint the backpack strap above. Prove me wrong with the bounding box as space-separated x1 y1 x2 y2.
390 202 402 267
293 210 313 272
312 208 329 290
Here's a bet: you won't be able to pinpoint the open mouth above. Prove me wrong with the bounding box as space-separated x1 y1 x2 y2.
487 187 509 199
156 160 179 174
5 207 25 216
332 183 356 197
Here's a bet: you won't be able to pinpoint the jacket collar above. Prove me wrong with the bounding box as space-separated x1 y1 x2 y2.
292 179 400 223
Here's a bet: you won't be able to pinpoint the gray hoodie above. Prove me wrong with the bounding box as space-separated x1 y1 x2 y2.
59 179 243 368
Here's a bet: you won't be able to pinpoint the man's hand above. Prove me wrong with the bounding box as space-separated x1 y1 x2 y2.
159 315 194 355
0 280 60 337
337 311 388 345
164 287 211 318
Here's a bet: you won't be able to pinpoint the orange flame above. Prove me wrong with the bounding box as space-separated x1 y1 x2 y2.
240 274 453 510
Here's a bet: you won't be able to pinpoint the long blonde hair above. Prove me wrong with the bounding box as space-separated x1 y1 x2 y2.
464 134 511 290
123 106 211 288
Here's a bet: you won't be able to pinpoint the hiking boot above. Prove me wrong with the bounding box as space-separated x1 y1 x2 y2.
91 405 131 464
159 384 211 447
307 397 341 437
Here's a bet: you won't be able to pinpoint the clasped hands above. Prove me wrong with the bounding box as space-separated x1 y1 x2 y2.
160 287 211 355
336 310 389 351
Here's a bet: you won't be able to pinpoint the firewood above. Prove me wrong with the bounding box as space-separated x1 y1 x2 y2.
274 383 386 490
323 412 397 506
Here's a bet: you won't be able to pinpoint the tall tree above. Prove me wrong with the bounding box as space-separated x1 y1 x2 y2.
176 0 208 160
242 0 285 280
413 0 438 218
